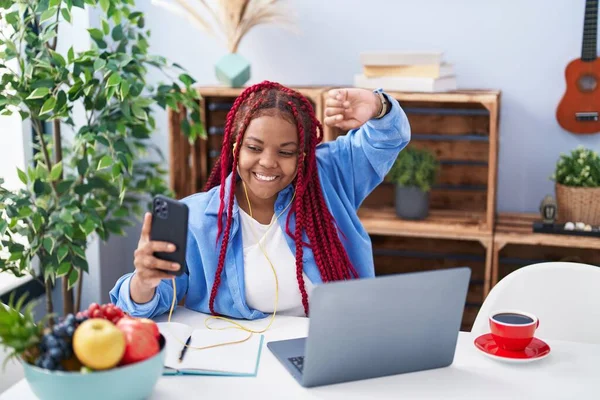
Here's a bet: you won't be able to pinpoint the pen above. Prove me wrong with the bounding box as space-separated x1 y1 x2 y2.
178 335 192 363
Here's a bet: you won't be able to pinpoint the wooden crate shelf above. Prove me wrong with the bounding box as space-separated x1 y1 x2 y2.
369 234 490 331
491 213 600 286
326 89 501 236
358 208 490 242
168 85 504 331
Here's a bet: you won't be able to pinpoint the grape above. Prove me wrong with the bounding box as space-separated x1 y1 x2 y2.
66 325 75 337
64 314 76 326
40 355 56 371
53 324 67 338
43 333 58 349
48 347 63 362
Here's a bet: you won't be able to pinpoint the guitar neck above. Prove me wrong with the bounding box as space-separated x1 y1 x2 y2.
582 0 598 61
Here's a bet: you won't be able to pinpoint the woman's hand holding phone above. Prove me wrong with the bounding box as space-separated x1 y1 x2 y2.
130 212 180 303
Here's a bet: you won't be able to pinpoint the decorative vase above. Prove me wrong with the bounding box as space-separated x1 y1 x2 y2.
215 53 250 88
555 183 600 225
394 185 430 220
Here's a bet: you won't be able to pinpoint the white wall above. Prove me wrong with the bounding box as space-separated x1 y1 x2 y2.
135 0 600 213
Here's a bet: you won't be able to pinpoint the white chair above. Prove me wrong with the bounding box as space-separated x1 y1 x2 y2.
471 261 600 344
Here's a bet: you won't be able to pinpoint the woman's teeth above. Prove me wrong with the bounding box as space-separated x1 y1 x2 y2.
254 173 277 182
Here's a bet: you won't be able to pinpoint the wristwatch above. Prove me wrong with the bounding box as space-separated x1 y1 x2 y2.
373 89 390 119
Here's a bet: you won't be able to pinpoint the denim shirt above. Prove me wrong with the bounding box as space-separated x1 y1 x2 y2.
109 91 411 319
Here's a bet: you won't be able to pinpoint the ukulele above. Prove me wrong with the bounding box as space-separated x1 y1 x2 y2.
556 0 600 134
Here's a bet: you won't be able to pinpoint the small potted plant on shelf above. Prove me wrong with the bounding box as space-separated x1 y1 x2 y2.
551 146 600 226
386 146 439 220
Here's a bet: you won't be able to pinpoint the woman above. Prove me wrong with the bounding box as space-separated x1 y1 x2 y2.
110 81 410 320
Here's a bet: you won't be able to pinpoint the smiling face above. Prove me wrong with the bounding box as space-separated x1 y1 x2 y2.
236 114 300 207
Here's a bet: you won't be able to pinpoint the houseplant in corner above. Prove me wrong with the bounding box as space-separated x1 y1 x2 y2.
387 146 439 220
0 0 202 398
551 146 600 225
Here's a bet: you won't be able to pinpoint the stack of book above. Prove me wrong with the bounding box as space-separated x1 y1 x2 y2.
354 51 457 92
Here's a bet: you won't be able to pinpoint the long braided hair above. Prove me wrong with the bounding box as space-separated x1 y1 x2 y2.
204 81 358 316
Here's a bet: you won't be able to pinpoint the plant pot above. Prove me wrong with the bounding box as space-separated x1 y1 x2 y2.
21 335 166 400
395 185 430 220
555 183 600 225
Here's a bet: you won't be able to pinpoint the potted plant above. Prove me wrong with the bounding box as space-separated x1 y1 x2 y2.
551 146 600 225
386 146 439 220
0 0 202 397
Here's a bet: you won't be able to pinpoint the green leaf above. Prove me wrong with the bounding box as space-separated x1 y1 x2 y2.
179 73 196 86
131 104 147 121
113 208 129 218
106 73 121 87
26 88 50 100
56 262 70 277
33 180 51 196
72 256 88 273
18 207 33 218
39 97 56 116
68 268 79 289
71 245 86 259
111 25 124 41
67 47 74 64
57 246 69 263
40 8 57 24
56 179 73 194
119 80 130 99
43 237 55 254
87 28 104 41
50 162 63 181
50 50 66 67
77 157 89 176
16 168 28 184
93 58 106 71
99 0 110 12
55 90 67 112
80 218 95 236
59 5 71 22
44 267 56 286
97 155 112 170
32 214 42 233
102 19 110 35
50 0 61 6
31 79 56 89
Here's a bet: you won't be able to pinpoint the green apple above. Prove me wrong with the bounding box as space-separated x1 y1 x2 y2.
72 318 126 370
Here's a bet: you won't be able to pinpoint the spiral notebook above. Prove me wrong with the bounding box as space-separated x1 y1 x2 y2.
157 322 264 376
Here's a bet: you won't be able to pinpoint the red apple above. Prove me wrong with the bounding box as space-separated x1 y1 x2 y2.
117 317 159 339
138 318 160 339
117 326 159 365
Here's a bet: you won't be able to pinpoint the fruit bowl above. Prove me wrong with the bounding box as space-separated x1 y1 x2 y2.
22 334 166 400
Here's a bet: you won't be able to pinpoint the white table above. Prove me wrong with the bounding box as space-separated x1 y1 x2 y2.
2 307 599 400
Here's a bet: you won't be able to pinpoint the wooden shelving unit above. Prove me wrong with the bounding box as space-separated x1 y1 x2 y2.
492 213 600 286
168 85 504 331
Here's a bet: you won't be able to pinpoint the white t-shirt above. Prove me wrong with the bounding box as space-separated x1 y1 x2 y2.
239 208 313 317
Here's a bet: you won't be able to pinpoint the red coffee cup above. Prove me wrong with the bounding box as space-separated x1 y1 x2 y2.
489 310 539 351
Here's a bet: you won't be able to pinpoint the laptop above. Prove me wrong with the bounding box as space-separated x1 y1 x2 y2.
267 267 471 388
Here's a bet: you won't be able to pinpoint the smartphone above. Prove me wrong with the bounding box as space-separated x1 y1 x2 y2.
150 195 189 276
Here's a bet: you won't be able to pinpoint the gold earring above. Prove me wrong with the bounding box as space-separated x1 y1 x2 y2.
232 142 237 154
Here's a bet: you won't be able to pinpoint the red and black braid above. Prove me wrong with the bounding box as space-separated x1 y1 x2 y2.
204 81 356 316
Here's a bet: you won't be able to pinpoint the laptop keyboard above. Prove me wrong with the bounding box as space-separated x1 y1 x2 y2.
288 356 304 374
